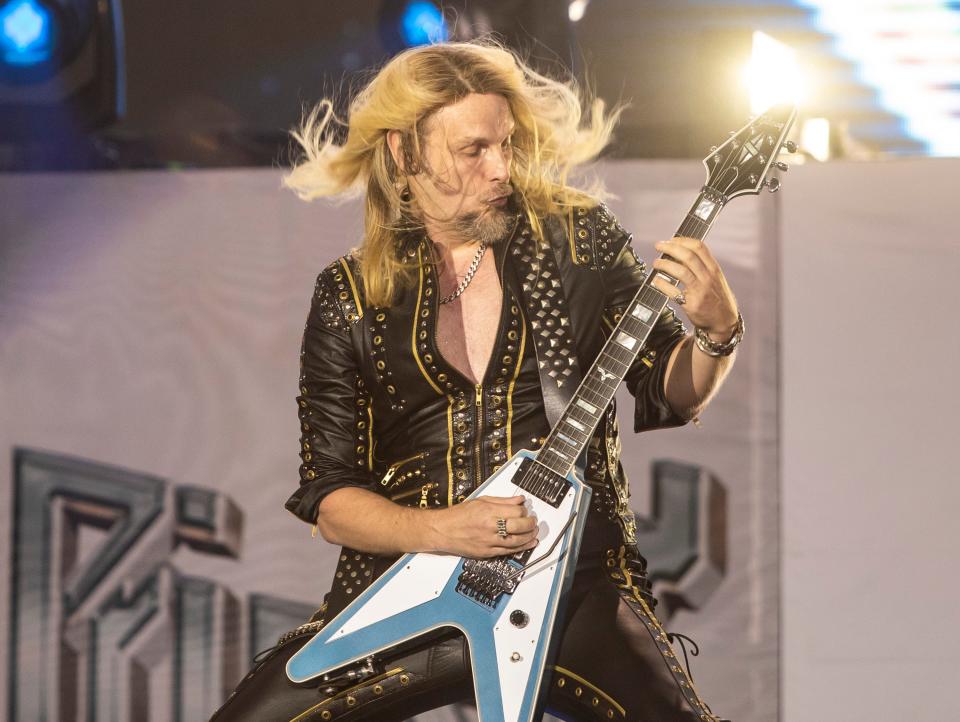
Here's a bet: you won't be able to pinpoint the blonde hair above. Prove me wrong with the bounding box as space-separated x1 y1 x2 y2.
283 39 622 307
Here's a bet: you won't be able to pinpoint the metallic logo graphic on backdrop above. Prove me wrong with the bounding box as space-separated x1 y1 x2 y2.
6 448 726 721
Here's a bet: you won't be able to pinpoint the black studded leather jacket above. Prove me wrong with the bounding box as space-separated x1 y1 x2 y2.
285 202 688 616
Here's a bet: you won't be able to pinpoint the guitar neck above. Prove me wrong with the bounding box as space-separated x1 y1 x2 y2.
535 188 726 477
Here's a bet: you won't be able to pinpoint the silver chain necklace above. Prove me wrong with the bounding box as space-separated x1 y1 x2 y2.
438 241 488 305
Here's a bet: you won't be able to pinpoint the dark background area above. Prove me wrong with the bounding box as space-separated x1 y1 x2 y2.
0 0 920 171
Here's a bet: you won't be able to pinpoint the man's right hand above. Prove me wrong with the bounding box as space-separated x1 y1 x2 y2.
315 487 541 558
425 494 540 558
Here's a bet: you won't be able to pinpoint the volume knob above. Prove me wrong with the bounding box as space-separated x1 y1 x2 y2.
510 609 529 628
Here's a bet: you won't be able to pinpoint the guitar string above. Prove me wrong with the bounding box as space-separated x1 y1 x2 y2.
496 117 791 585
535 114 784 478
514 132 772 534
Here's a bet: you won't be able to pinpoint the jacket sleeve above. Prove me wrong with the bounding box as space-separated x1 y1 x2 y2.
593 204 690 433
284 269 377 525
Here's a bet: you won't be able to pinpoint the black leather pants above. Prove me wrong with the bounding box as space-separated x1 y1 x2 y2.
209 544 724 722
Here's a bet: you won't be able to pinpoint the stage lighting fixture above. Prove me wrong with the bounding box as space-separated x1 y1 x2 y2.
0 0 56 66
400 1 447 46
0 0 124 140
568 0 589 23
379 0 448 54
801 117 830 161
743 31 805 116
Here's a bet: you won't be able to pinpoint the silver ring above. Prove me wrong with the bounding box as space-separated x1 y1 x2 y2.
674 290 686 306
496 518 508 538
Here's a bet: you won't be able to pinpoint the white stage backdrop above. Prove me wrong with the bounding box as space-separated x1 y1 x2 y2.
0 162 779 721
780 159 960 721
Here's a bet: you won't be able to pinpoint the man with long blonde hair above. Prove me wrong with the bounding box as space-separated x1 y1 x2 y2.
211 39 738 722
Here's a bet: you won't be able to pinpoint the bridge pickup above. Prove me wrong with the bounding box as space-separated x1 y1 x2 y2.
514 457 570 508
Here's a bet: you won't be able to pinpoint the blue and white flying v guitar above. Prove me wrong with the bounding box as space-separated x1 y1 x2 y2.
286 105 798 721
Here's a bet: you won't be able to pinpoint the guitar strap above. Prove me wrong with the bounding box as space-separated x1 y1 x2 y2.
507 213 584 429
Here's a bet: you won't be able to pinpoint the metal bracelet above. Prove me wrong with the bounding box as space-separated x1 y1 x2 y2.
694 311 744 357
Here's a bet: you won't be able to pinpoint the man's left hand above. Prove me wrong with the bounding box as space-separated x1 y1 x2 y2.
651 237 739 341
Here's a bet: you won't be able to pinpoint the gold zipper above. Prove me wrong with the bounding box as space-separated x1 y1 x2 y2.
474 383 484 490
389 482 438 505
379 451 427 488
315 449 429 539
419 482 438 508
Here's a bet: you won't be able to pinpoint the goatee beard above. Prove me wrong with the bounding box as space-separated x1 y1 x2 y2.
451 199 515 246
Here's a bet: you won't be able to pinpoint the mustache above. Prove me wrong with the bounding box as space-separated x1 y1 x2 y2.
486 185 514 202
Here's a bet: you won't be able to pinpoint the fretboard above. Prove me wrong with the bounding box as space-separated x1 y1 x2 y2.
535 188 725 477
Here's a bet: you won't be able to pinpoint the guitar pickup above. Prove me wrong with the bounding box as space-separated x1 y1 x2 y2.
514 457 570 508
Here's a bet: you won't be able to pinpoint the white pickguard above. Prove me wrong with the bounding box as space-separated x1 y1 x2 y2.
336 553 460 636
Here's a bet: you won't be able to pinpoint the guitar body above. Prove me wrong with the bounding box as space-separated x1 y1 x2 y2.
286 449 592 722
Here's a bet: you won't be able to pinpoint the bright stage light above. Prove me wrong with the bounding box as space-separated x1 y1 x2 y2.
400 1 447 47
0 0 55 66
801 0 960 156
743 31 805 116
568 0 589 22
801 117 831 161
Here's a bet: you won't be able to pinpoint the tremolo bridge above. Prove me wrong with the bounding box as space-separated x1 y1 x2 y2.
457 556 526 607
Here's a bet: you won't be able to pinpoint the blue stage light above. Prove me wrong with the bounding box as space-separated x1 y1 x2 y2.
0 0 56 66
400 1 447 47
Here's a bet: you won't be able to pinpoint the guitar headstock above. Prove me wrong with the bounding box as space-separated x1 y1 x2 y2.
702 104 799 200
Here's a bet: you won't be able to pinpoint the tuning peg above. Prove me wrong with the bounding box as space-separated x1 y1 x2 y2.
765 177 781 193
782 140 797 153
774 161 789 172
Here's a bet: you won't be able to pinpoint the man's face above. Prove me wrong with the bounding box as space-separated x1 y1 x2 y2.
408 92 515 245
